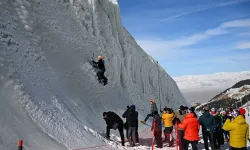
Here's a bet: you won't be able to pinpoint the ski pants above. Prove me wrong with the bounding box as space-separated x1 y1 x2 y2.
178 130 185 150
164 126 173 145
97 69 107 83
106 124 125 146
213 131 222 149
126 127 139 143
202 131 216 150
183 139 198 150
144 113 154 122
154 130 163 148
135 127 139 143
128 127 136 146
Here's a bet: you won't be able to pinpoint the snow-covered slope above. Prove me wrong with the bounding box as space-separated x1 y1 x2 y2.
212 85 250 101
173 71 250 104
196 79 250 110
0 0 187 149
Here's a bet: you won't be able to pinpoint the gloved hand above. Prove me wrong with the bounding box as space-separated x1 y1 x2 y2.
92 60 95 63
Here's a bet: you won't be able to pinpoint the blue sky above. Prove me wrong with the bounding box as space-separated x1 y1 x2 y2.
118 0 250 77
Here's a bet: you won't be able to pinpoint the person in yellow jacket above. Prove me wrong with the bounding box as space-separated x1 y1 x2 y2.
222 108 249 150
161 107 175 146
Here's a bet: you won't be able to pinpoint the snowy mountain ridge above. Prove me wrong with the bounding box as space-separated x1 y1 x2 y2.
173 71 250 104
174 71 250 90
211 85 250 101
0 0 187 150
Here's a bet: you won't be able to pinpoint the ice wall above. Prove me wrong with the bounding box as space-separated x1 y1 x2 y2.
0 0 187 149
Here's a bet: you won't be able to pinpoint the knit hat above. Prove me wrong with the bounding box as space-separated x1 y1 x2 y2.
239 108 246 115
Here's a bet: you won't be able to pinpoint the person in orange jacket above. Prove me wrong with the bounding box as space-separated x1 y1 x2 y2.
178 112 200 150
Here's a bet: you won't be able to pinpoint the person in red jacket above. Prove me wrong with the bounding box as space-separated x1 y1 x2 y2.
178 112 200 150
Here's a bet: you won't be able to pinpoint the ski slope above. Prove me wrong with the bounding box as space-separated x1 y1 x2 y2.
0 0 187 149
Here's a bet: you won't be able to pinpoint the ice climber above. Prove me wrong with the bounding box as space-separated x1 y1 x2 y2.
92 56 108 85
103 111 125 146
141 99 158 124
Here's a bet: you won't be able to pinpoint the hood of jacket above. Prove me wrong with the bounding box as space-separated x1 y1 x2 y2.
233 115 246 124
185 113 195 119
203 111 211 117
130 105 135 112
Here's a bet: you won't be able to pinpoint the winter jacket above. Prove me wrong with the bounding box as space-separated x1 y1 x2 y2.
199 111 216 132
222 115 249 148
191 112 197 118
178 113 200 141
176 110 186 130
212 113 222 132
151 114 162 131
122 107 130 130
126 106 138 127
104 111 123 128
150 102 158 114
93 60 105 70
162 112 175 127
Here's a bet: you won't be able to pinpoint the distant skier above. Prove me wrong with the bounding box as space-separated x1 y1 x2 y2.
92 56 108 85
103 111 125 146
141 99 158 124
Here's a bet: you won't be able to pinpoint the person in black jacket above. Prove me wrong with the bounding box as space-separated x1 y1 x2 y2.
122 105 139 143
126 105 138 147
151 111 163 148
92 56 108 85
199 107 216 150
122 106 130 141
103 111 125 146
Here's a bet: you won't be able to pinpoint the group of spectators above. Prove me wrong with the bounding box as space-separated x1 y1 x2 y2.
102 100 250 150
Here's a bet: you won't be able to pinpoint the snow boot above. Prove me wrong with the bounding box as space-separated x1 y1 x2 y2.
140 120 146 124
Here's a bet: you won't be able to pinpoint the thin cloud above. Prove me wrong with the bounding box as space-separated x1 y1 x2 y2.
236 41 250 49
138 18 250 57
160 0 250 22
